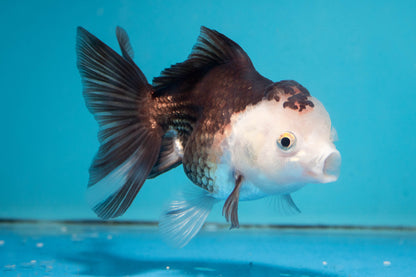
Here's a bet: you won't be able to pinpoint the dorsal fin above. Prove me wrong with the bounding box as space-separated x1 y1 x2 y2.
153 26 254 95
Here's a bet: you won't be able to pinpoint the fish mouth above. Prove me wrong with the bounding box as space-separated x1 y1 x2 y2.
306 150 341 183
321 150 341 182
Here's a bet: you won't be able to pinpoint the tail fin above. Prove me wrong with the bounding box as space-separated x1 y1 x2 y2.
76 27 162 219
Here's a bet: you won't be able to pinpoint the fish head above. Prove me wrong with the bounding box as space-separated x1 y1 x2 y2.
227 82 341 195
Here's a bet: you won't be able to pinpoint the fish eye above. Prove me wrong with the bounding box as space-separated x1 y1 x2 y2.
277 132 296 150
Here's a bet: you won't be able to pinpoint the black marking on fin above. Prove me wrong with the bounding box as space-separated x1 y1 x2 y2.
153 26 254 96
76 27 162 219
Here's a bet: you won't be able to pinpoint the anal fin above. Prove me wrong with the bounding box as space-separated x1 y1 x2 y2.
159 187 217 248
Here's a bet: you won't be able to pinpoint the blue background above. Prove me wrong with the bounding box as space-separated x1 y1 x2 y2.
1 0 415 227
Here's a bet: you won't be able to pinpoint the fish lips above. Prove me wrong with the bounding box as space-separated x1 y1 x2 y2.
306 149 341 183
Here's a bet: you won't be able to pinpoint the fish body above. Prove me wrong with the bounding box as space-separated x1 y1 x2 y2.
76 26 341 247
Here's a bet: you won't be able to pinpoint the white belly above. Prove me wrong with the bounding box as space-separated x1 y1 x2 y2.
208 150 306 201
209 159 268 201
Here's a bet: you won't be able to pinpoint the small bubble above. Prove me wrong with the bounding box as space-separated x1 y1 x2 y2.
30 260 37 264
0 240 4 246
61 226 68 233
107 235 113 240
36 242 44 248
383 261 391 266
166 266 170 270
322 261 328 266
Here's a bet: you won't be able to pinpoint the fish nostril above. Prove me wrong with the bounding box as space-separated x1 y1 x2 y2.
323 151 341 179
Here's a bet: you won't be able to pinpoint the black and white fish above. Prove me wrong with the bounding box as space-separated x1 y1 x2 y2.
76 26 341 247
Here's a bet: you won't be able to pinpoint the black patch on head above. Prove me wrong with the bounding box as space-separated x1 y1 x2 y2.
264 80 314 112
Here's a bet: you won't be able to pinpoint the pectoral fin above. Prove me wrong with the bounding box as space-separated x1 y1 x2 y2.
271 194 301 215
222 173 244 229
